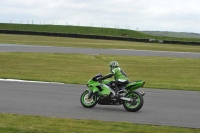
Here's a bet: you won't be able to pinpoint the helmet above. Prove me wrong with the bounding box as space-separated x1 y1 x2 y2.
109 61 119 70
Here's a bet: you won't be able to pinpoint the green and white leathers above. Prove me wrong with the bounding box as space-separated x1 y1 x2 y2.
80 61 146 112
106 61 129 82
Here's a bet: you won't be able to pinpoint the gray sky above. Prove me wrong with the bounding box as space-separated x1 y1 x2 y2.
1 0 200 33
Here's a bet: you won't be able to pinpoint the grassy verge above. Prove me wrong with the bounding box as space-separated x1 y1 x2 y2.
0 52 199 91
0 34 200 53
0 113 199 133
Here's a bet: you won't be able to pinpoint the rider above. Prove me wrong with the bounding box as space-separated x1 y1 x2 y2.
97 61 129 104
99 61 129 92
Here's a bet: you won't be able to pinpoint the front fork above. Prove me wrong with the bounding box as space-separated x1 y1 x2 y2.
87 89 100 99
87 90 93 99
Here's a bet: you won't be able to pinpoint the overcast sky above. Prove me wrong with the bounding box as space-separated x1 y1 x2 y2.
1 0 200 33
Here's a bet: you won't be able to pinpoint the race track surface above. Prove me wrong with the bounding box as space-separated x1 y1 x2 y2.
0 80 200 128
0 44 200 58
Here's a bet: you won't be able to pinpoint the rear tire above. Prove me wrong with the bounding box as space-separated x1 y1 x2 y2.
123 91 144 112
80 90 97 108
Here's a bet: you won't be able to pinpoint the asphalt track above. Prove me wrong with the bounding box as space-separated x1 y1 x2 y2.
0 43 200 128
0 80 200 128
0 44 200 58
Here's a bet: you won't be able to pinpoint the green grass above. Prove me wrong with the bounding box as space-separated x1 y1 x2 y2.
1 23 200 42
143 31 200 39
0 34 200 53
0 52 199 91
0 23 154 38
0 113 199 133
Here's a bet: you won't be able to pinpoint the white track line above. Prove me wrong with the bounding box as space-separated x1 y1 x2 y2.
114 49 200 54
0 78 64 84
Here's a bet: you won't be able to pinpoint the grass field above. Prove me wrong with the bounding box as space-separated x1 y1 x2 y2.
0 52 199 91
0 23 155 38
0 113 199 133
143 31 200 39
0 34 200 53
1 23 200 42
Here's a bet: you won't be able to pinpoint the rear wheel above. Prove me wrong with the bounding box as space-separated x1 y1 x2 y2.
123 91 144 112
80 90 97 108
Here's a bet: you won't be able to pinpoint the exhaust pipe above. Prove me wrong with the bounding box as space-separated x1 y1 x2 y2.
140 91 145 96
119 97 133 102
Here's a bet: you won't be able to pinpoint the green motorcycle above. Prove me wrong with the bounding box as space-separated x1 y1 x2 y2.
80 74 145 112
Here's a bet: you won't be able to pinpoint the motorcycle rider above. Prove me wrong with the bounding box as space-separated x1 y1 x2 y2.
98 61 129 98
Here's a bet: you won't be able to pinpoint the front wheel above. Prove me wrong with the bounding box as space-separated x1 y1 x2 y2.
80 90 97 108
123 91 144 112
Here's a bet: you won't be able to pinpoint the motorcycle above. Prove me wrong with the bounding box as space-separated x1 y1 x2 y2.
80 74 145 112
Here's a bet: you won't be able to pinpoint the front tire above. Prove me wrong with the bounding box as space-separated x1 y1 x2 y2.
123 91 144 112
80 90 97 108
